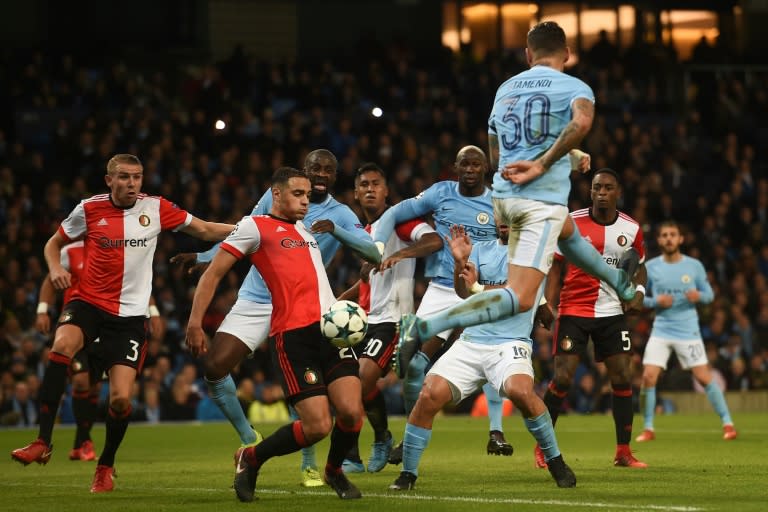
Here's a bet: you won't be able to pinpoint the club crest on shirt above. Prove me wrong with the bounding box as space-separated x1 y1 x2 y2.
304 369 318 385
617 234 628 247
560 336 573 351
476 212 490 225
71 359 83 372
138 214 151 227
59 311 73 324
681 274 691 283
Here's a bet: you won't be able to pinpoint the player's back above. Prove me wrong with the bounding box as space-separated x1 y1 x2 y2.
489 66 594 206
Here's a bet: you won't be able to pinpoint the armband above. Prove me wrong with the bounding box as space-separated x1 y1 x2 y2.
148 305 160 317
37 302 49 314
635 285 646 296
469 282 485 295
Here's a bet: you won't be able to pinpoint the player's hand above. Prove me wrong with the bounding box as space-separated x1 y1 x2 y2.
360 261 377 282
49 266 72 291
500 160 547 185
569 149 591 173
310 219 335 234
35 313 51 335
149 315 163 339
534 303 555 330
656 294 674 308
459 262 478 287
170 253 209 276
623 290 644 313
685 289 701 303
379 254 403 272
447 225 472 264
185 325 208 357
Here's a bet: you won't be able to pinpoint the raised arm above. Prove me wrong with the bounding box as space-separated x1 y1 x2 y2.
179 217 235 242
372 192 435 246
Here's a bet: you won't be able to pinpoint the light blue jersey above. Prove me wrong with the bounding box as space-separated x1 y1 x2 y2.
373 181 496 284
488 65 594 206
643 255 714 340
198 189 371 303
459 239 540 346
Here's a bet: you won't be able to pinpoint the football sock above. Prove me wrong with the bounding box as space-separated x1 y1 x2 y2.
72 389 93 446
253 420 310 467
403 351 429 415
641 387 656 430
484 383 504 432
704 381 733 426
417 288 519 342
612 384 634 445
558 228 626 293
364 387 390 442
525 411 561 461
402 423 432 477
544 381 568 426
290 404 317 469
327 418 363 470
206 374 258 445
98 404 131 467
37 352 71 444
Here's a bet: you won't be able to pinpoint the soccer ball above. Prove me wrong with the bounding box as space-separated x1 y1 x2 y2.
320 300 368 348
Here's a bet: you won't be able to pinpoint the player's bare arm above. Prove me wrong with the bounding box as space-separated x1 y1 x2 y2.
44 231 72 291
180 217 235 242
379 233 442 271
35 274 56 334
337 279 360 302
169 252 210 276
186 249 239 357
488 133 500 172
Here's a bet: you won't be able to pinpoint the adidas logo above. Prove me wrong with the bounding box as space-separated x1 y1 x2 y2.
97 218 108 226
276 226 287 232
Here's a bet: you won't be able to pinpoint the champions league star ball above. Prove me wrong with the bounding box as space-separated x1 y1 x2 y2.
320 300 368 348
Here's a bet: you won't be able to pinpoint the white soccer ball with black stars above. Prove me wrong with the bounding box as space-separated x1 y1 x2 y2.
320 300 368 348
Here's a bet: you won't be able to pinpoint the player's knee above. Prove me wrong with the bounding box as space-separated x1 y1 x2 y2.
416 387 446 416
610 369 633 388
303 416 333 443
552 372 572 391
202 355 227 381
109 397 132 415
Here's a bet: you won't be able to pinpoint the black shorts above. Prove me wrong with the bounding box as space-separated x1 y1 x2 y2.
352 322 397 375
269 321 359 405
58 300 148 373
70 343 105 380
553 314 631 362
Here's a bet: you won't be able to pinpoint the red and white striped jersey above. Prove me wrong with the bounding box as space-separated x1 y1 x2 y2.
221 214 335 335
359 218 434 324
555 208 645 317
60 241 85 305
58 193 191 317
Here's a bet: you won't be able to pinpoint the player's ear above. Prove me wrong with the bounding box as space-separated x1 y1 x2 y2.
563 46 571 65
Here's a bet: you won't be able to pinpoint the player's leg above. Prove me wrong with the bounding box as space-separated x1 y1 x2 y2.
207 300 270 446
637 336 672 441
483 382 513 456
326 375 364 499
11 302 92 466
604 353 646 466
689 362 736 439
499 342 575 488
70 362 97 461
557 217 636 300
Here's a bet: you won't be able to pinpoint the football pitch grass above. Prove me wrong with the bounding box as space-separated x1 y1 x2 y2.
1 412 765 512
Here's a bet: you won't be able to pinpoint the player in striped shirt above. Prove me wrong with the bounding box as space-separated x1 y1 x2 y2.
539 168 648 469
12 154 234 493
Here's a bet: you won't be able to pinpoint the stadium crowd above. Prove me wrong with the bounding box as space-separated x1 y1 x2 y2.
1 34 767 426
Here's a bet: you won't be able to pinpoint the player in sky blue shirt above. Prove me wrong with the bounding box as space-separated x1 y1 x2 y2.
173 150 379 491
636 220 737 443
389 223 576 491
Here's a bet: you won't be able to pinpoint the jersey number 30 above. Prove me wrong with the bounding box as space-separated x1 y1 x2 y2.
501 94 551 150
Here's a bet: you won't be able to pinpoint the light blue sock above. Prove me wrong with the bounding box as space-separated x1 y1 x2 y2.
524 411 560 461
642 387 656 430
289 404 316 469
206 375 257 445
403 352 429 416
704 381 733 426
558 227 624 291
483 383 504 432
402 422 432 476
418 288 518 340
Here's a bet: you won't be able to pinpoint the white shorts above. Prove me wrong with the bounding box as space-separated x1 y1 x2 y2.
642 336 708 370
427 339 534 403
416 281 464 341
492 197 569 274
217 299 273 352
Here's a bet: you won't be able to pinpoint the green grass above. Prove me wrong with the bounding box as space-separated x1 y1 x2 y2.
1 413 766 512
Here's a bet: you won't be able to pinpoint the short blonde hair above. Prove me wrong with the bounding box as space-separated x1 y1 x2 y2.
107 154 143 175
